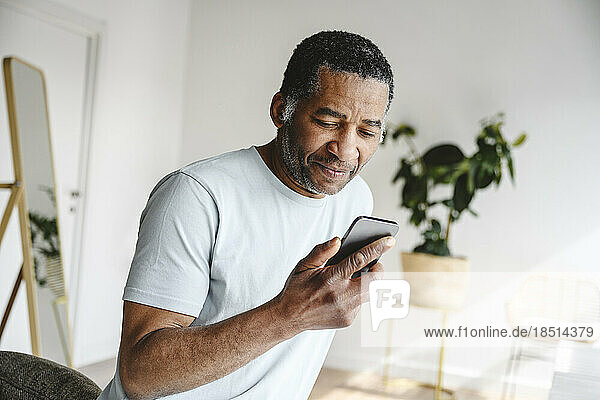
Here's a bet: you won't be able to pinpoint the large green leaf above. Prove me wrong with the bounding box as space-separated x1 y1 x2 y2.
474 164 494 188
422 144 465 167
409 208 427 226
452 173 474 212
481 150 500 169
402 175 428 209
392 159 413 183
429 165 456 184
467 160 477 193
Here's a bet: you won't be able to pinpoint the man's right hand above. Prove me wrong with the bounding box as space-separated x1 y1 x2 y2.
274 235 396 332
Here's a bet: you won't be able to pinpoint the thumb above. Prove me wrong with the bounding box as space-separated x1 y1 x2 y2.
295 237 341 272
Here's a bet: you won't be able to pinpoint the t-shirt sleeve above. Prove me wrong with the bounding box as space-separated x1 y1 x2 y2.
122 171 219 317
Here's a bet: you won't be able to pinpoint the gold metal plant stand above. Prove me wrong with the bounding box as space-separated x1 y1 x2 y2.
0 179 40 355
382 310 455 400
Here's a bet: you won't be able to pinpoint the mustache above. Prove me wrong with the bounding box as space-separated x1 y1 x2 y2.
311 157 357 173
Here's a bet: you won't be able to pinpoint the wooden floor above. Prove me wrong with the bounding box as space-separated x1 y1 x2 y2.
308 368 547 400
79 359 541 399
309 368 494 400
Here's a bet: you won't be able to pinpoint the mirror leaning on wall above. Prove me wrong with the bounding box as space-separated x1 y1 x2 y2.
0 57 72 367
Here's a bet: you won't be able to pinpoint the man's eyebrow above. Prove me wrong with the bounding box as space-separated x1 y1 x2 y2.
315 107 346 119
363 119 382 128
315 107 382 128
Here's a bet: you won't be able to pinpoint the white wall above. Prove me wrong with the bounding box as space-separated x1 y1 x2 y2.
182 0 600 392
44 0 191 367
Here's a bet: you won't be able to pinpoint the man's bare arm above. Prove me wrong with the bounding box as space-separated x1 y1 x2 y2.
119 298 296 400
118 235 395 400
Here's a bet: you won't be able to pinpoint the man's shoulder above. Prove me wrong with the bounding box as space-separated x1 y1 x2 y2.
145 147 256 206
179 146 255 183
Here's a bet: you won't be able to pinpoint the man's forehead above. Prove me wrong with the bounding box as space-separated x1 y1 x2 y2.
317 68 388 96
309 68 389 117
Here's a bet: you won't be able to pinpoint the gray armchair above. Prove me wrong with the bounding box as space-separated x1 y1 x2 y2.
0 351 101 400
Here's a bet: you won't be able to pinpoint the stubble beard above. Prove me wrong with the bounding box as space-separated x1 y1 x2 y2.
278 120 358 196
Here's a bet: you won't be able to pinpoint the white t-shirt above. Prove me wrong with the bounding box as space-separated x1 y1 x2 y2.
98 145 373 400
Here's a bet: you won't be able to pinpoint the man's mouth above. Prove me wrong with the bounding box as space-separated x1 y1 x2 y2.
315 162 349 178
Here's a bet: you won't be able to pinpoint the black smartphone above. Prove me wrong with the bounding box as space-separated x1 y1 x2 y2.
324 215 399 279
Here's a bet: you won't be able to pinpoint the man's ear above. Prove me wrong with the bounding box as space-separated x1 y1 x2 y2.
270 92 286 129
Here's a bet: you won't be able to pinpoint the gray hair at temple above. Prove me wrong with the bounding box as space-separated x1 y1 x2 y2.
279 30 394 143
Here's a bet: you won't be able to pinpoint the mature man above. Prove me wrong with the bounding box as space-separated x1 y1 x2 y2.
99 30 396 400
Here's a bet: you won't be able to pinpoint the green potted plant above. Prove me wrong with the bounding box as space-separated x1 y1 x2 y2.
28 185 61 290
382 113 526 309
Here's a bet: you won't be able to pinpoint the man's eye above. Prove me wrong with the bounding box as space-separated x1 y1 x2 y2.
316 120 337 128
360 130 378 137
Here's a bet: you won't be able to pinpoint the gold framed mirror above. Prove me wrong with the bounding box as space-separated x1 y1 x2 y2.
0 56 72 367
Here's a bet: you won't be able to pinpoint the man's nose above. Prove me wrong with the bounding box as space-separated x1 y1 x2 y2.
326 126 359 164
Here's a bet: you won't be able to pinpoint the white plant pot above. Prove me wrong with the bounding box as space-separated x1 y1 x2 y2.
401 251 470 311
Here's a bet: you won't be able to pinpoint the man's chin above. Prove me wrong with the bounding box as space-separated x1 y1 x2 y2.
307 176 351 196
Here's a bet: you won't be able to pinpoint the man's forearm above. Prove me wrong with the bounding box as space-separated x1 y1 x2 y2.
120 297 299 400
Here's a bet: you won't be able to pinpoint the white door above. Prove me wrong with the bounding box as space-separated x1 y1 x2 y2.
0 3 91 360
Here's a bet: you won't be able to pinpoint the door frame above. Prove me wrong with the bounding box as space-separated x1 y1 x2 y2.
0 0 103 363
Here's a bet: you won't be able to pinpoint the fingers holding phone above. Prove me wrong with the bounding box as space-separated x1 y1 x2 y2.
326 235 395 280
327 237 394 305
274 216 398 332
293 236 341 274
